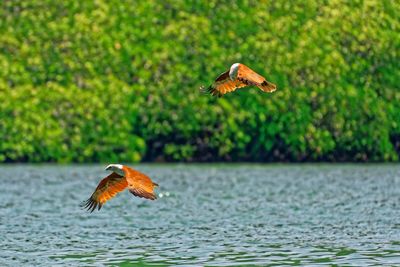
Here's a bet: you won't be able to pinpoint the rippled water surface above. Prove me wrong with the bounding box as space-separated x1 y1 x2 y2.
1 164 400 266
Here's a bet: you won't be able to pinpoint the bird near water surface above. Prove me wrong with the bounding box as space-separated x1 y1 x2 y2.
82 164 158 212
201 63 277 97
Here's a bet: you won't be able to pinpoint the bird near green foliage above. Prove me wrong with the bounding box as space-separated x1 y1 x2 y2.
200 63 276 97
0 1 399 162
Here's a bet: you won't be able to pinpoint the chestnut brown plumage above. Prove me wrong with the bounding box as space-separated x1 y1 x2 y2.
82 164 158 212
201 63 276 97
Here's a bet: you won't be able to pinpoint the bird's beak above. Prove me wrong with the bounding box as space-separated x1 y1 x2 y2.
105 166 110 171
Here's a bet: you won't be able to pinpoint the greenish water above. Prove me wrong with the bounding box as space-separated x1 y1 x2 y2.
1 164 399 266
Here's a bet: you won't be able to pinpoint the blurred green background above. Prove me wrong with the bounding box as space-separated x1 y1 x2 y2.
0 0 399 163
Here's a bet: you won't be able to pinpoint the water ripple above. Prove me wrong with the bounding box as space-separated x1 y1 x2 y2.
0 164 399 266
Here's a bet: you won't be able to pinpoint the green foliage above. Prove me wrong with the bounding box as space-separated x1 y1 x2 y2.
0 0 399 162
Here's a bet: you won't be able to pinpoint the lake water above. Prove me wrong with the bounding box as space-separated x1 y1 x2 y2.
1 164 399 266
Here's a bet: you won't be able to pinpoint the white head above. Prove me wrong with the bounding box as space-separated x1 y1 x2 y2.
229 63 240 81
105 164 125 176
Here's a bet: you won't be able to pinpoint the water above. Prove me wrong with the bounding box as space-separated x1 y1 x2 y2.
1 164 399 266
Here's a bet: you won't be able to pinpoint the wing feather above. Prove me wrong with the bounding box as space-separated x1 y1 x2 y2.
129 188 157 200
201 70 247 97
126 169 158 200
82 172 128 212
237 64 277 93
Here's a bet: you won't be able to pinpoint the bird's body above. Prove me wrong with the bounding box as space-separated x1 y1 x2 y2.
82 164 158 212
201 63 277 97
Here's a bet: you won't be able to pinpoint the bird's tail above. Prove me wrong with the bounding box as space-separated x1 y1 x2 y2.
258 80 277 93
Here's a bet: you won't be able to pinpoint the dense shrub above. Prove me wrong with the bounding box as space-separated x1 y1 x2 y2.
0 0 399 162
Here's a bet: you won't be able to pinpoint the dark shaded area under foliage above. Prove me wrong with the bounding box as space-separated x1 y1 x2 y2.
0 1 399 162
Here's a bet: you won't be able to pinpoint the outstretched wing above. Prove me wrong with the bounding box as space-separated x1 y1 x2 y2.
236 64 277 93
201 70 248 97
82 172 128 212
126 170 159 200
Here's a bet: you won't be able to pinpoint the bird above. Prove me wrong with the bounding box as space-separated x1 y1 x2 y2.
81 164 158 212
201 63 277 97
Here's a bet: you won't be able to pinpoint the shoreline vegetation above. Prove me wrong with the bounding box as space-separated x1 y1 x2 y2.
1 1 399 163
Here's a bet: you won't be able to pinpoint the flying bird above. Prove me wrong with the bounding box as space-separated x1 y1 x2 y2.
82 164 158 212
201 63 277 97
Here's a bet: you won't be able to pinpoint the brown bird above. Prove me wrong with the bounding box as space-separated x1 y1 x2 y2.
201 63 277 97
82 164 158 212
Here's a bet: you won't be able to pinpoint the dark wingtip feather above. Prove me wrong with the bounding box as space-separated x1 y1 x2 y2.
199 85 207 94
260 80 277 93
90 202 97 213
81 199 91 209
200 85 222 97
81 197 100 212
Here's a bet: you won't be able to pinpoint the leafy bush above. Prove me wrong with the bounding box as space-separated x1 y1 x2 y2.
0 0 399 162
